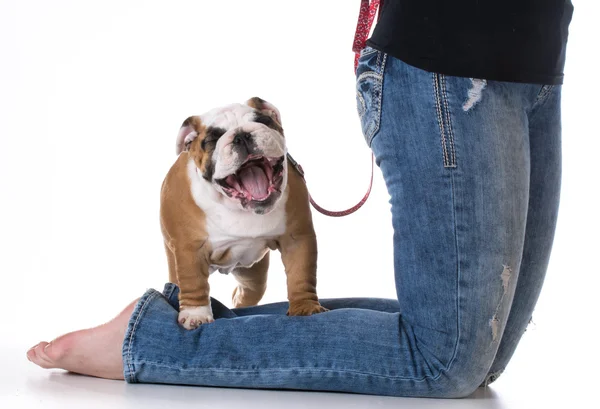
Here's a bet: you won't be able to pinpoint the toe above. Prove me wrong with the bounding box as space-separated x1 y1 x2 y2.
42 341 59 361
28 342 55 368
40 331 85 365
26 346 36 362
27 342 42 360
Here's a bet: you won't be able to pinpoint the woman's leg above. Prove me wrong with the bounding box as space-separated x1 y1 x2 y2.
481 85 562 385
25 291 400 380
28 51 549 398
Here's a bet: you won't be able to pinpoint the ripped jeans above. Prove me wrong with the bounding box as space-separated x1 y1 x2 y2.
121 50 562 398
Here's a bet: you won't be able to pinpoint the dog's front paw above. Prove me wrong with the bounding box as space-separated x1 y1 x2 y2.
178 305 214 330
287 301 329 316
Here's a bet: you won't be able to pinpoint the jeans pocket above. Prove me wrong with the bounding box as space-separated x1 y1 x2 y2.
356 47 387 146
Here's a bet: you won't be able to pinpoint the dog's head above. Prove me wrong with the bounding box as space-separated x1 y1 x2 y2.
176 97 287 214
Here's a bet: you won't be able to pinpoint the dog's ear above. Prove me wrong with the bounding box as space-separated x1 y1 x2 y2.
176 116 203 155
246 97 282 126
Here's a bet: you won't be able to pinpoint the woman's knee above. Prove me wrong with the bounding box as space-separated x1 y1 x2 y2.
423 362 491 398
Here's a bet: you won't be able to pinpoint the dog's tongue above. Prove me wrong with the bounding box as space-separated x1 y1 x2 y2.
239 165 269 199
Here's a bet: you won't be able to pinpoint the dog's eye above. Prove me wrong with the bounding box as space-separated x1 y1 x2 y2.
201 137 219 150
201 127 226 150
254 114 274 126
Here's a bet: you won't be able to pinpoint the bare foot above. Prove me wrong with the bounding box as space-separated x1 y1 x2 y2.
26 298 139 380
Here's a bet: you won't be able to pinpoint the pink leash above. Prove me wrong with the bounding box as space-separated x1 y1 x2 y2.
288 0 382 217
287 153 374 217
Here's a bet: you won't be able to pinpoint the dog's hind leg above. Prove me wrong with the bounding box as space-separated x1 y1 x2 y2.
231 252 270 308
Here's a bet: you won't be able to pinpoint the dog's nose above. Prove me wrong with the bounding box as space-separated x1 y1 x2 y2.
233 132 253 150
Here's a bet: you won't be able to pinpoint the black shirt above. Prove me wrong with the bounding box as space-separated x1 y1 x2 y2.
367 0 574 85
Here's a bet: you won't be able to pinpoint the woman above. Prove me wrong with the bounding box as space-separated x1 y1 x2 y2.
27 0 574 398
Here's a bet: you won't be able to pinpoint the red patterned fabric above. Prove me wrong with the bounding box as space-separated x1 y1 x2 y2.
352 0 382 73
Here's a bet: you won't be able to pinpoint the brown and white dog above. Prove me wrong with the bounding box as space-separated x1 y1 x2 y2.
160 97 327 330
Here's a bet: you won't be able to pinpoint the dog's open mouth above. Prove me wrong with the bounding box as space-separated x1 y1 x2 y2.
216 155 285 204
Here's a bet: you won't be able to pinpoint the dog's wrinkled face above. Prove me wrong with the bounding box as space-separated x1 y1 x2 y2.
176 97 287 214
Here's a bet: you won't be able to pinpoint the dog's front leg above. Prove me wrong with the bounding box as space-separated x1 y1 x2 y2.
279 233 328 316
172 242 213 329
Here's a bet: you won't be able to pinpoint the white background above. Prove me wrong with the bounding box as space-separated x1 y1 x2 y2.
1 1 598 408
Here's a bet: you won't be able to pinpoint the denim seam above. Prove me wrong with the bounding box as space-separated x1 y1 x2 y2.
441 75 457 167
433 73 457 168
373 53 387 142
124 290 159 383
130 360 441 383
433 74 450 167
443 171 462 373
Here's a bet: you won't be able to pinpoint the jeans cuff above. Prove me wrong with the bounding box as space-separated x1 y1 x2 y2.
122 288 162 383
479 369 504 387
162 282 180 310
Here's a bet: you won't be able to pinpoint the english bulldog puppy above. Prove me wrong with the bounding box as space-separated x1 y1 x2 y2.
160 97 327 330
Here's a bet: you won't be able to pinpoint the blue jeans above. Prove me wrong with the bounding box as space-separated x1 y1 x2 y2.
122 49 562 398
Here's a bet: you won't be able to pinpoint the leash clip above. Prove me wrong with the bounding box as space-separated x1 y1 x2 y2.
286 153 305 178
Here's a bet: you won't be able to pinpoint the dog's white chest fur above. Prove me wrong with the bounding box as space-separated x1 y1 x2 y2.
187 159 286 273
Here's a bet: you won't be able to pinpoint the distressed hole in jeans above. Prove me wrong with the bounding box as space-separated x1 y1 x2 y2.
500 264 511 294
490 316 501 342
525 316 537 332
463 79 487 111
480 369 504 388
490 264 512 342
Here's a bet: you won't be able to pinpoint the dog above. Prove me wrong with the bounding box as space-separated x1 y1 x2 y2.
160 97 328 329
